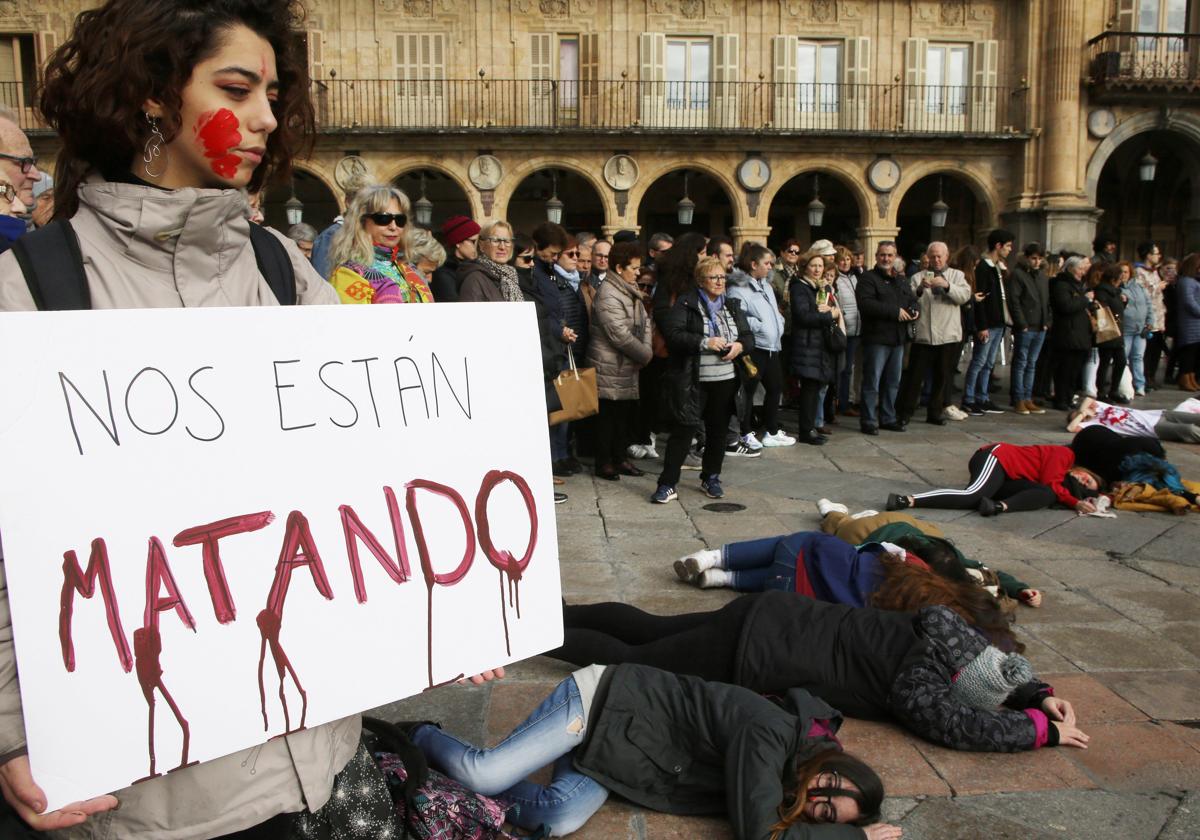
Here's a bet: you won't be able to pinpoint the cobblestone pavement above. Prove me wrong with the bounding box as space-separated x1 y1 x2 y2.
378 383 1200 840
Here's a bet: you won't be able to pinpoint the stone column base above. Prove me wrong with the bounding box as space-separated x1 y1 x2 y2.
1003 206 1104 256
730 226 772 250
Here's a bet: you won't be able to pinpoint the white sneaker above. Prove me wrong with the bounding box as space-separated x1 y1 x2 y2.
762 430 797 447
697 568 732 589
943 405 968 421
672 559 698 584
681 548 721 577
818 498 850 517
741 432 764 451
626 444 646 459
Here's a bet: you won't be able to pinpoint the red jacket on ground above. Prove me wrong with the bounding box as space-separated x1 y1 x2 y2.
985 443 1080 508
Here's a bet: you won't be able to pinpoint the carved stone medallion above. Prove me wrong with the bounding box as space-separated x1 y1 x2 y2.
334 156 371 192
603 155 640 191
468 154 504 191
679 0 705 18
811 0 836 22
940 1 965 26
539 0 568 16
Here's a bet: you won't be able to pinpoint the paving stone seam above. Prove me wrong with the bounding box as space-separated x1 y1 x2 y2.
1156 791 1194 840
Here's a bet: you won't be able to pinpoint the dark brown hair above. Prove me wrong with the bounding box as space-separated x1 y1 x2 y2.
39 0 314 218
771 749 883 837
1178 252 1200 278
870 557 1024 653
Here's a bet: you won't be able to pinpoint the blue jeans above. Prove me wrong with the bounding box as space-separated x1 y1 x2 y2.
722 535 782 590
963 327 1006 404
814 384 829 428
861 343 904 427
412 676 609 835
1010 329 1046 403
1124 333 1148 392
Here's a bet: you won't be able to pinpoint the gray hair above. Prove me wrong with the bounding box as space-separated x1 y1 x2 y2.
405 227 445 269
287 223 318 243
480 219 513 241
1063 255 1089 276
926 241 949 256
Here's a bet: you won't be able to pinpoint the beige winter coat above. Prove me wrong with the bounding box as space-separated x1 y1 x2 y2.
909 267 972 345
587 277 653 399
0 177 358 840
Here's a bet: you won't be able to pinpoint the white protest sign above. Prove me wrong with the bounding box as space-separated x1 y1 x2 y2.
0 302 562 810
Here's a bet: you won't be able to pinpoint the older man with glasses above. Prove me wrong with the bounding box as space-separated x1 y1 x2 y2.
0 107 41 210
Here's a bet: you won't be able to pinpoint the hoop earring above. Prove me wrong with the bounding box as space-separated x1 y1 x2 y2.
143 112 167 179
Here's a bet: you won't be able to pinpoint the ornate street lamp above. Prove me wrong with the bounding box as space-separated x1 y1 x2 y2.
1139 151 1158 183
413 171 434 227
545 170 564 224
284 180 304 226
930 176 949 229
676 170 696 226
807 172 825 228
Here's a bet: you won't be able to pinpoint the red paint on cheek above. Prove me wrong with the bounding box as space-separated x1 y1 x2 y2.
195 108 244 179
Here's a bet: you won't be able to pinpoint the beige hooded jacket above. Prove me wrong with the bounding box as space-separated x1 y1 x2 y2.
0 177 359 840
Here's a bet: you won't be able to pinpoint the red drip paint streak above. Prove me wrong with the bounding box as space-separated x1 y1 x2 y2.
195 108 243 179
475 470 538 656
134 537 197 781
256 511 333 734
406 479 476 687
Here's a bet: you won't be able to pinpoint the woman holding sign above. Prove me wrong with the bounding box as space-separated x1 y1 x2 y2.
0 1 508 838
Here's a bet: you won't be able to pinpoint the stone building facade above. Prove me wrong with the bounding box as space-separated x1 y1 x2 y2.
4 0 1200 259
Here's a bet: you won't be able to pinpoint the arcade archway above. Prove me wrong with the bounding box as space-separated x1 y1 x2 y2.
393 169 474 231
636 169 734 241
766 171 863 252
507 168 605 234
895 174 985 263
263 169 339 233
1095 129 1197 258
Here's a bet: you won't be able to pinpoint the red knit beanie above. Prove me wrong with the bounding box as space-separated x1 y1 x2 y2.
440 215 481 247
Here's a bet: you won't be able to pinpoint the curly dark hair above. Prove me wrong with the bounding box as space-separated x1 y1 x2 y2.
39 0 314 218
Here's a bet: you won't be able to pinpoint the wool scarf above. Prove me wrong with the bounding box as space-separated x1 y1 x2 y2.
475 255 525 302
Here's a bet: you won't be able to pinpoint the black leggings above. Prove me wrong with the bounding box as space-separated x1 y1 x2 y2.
910 445 1057 512
548 598 755 682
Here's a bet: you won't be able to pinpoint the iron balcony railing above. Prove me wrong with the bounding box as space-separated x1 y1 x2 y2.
311 78 1027 137
0 81 49 133
1088 31 1200 87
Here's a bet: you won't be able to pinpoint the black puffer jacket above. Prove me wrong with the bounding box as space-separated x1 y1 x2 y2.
788 278 836 383
659 288 754 428
575 664 861 838
1050 272 1096 351
1092 282 1126 349
1006 258 1052 331
734 592 1053 752
854 268 917 346
972 259 1009 330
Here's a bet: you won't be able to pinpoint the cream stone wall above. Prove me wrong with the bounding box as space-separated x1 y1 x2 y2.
7 0 1199 253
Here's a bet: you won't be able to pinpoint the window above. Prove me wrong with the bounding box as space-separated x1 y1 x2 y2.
1137 0 1187 52
796 41 841 113
0 33 36 112
395 34 447 126
665 38 710 110
558 36 579 110
925 43 968 115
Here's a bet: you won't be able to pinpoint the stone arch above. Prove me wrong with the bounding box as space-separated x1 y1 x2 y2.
496 156 618 226
291 162 342 211
383 161 482 220
628 159 744 229
759 161 873 230
1085 110 1200 204
890 161 1000 230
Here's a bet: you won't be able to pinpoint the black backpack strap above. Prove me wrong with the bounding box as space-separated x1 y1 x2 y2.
248 223 297 306
11 219 90 311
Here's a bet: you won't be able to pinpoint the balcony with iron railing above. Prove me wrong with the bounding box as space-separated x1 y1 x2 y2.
310 78 1028 138
1088 31 1200 101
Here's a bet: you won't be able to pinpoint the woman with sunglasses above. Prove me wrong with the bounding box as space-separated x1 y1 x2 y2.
327 184 433 304
652 256 755 503
411 662 896 839
459 220 524 303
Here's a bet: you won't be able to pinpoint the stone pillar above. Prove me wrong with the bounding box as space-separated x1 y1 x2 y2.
731 225 772 250
856 226 901 262
601 224 638 240
1037 0 1101 254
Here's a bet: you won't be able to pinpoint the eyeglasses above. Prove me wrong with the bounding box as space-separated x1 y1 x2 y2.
364 212 407 227
562 250 579 258
704 274 727 282
0 182 15 203
515 253 534 263
808 770 842 824
0 152 37 173
483 237 512 245
786 248 801 255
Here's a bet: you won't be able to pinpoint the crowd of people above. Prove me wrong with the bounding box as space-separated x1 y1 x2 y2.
0 1 1193 839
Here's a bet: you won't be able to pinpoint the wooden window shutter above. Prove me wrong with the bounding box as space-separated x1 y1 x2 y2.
842 36 870 129
713 34 739 128
35 30 57 75
970 40 998 132
902 37 928 130
580 33 599 96
1116 0 1136 56
639 32 665 127
530 33 553 124
308 30 324 84
772 35 798 129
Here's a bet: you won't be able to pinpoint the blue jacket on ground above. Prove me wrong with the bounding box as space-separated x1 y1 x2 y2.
726 268 784 352
759 531 890 606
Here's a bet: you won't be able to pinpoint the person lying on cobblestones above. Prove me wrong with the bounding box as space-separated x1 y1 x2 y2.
551 595 1089 754
412 662 903 839
885 442 1105 517
1068 395 1200 444
670 531 1021 652
816 504 1041 607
